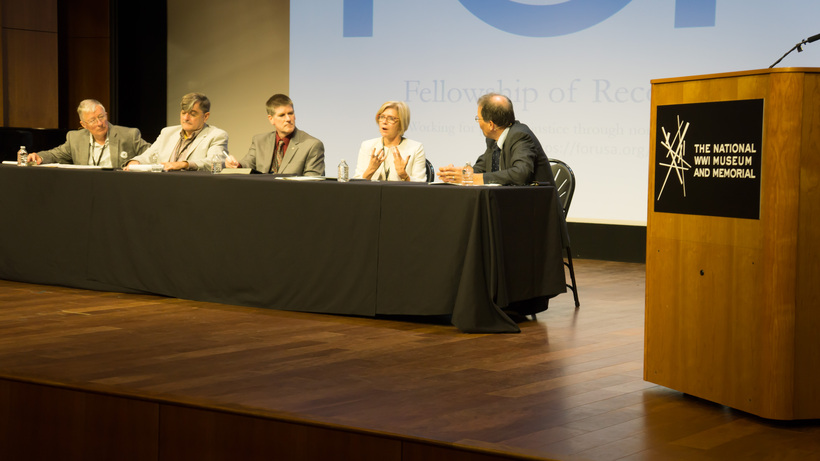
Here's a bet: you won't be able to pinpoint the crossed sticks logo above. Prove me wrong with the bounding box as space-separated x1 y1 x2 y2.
657 115 691 200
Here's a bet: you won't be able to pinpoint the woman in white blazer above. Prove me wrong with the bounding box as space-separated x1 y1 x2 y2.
354 101 427 182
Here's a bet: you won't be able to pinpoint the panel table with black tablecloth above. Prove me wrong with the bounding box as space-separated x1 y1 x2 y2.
0 165 566 332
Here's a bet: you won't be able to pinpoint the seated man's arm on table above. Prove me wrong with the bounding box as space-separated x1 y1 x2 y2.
227 135 258 171
302 140 325 176
437 144 490 185
480 133 537 186
124 143 160 170
182 128 229 171
30 134 76 165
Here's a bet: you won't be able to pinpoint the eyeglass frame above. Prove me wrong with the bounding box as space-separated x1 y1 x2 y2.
82 112 108 126
377 115 399 124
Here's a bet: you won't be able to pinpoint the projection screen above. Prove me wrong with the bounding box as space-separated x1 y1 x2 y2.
291 0 820 223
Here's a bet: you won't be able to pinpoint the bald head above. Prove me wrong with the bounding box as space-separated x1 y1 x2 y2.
478 93 515 128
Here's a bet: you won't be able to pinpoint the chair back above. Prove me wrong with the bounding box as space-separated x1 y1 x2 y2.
425 159 435 182
550 159 575 215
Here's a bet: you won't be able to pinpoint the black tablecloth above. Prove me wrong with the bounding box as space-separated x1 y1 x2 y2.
0 166 566 332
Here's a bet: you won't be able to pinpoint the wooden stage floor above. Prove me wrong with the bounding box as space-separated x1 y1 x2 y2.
2 259 819 460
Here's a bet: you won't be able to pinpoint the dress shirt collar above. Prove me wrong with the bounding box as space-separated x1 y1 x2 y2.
88 130 109 147
275 130 295 153
496 126 511 150
88 131 111 167
180 125 205 140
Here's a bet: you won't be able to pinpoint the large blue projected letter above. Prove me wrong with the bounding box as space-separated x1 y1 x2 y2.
343 0 373 37
344 0 716 38
458 0 632 37
675 0 717 27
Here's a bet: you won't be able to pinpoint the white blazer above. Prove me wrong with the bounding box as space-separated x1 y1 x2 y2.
353 137 427 182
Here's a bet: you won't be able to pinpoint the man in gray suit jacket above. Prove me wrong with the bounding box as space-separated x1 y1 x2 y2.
26 99 150 169
438 93 555 187
126 93 229 171
225 94 324 176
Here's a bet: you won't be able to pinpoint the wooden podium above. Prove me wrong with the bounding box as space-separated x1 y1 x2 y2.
645 68 820 420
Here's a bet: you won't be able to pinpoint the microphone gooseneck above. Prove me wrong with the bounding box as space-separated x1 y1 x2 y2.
769 32 820 68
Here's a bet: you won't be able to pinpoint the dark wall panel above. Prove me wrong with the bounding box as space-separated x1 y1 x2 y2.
110 0 166 141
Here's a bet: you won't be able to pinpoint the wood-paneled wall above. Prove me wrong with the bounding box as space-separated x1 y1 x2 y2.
1 0 58 127
0 0 108 129
64 0 109 127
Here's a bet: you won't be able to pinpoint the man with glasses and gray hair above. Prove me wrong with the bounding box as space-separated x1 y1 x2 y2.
126 92 229 171
25 99 151 168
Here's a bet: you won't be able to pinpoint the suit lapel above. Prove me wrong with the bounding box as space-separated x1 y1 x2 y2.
109 127 121 168
75 130 91 165
499 126 517 170
184 125 210 160
280 138 298 172
259 133 275 173
500 141 509 170
277 130 302 174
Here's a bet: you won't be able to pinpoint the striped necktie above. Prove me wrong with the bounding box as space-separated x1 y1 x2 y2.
271 139 285 173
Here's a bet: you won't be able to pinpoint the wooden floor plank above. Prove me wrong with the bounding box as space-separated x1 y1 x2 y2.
2 259 820 460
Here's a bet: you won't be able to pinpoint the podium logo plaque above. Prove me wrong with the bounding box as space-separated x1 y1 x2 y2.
654 99 763 219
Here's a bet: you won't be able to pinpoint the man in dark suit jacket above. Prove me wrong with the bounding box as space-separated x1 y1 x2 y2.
27 99 150 169
440 93 562 316
225 93 325 176
438 93 555 187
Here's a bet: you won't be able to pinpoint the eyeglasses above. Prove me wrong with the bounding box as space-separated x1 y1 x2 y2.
475 116 483 122
84 113 107 125
378 115 399 124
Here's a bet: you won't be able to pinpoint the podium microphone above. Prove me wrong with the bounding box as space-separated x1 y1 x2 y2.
770 33 820 68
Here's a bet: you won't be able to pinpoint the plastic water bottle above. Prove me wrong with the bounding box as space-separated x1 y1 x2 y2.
17 146 28 166
338 159 349 182
149 152 163 172
462 162 474 185
211 151 226 174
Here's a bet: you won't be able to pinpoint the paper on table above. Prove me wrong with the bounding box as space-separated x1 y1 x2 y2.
274 176 326 181
43 164 103 169
127 164 156 172
433 181 501 186
2 161 103 169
